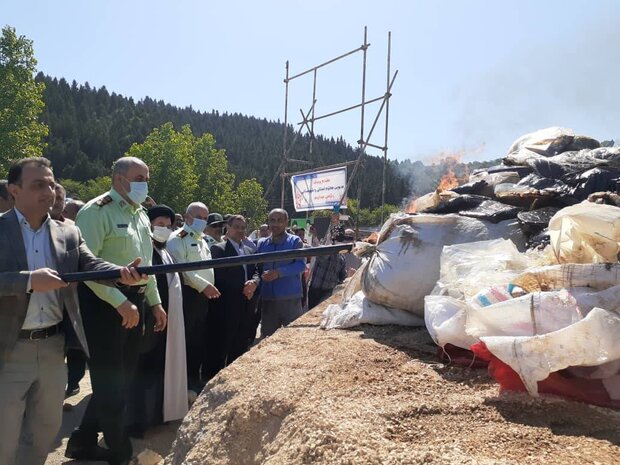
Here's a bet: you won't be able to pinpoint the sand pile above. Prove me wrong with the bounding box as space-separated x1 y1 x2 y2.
166 296 620 465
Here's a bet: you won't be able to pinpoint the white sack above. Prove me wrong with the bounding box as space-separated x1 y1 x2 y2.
424 295 477 350
320 291 424 330
548 201 620 264
481 307 620 396
433 238 533 299
361 214 523 317
514 262 620 293
466 290 582 339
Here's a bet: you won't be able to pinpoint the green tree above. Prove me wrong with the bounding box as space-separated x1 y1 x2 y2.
125 123 269 222
125 123 198 212
193 132 236 214
346 198 398 227
0 26 48 175
61 176 112 202
235 178 267 230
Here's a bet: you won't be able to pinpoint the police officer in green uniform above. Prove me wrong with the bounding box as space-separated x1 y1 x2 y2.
66 157 167 465
167 201 220 393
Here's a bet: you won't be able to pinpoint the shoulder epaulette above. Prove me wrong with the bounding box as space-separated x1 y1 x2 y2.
96 195 113 207
178 230 188 238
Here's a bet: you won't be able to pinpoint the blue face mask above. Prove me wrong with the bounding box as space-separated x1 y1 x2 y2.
190 218 207 234
127 181 148 205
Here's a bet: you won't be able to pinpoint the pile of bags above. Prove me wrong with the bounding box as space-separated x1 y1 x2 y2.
321 127 620 409
412 126 620 249
425 232 620 408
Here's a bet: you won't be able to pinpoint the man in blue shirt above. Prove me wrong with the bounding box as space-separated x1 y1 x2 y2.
257 209 306 337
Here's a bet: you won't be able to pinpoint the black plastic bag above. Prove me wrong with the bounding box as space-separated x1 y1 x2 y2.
458 200 522 223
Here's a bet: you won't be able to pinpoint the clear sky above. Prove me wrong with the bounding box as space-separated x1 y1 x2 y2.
3 0 619 163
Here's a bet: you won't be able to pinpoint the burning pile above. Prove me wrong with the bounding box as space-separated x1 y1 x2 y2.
405 127 620 248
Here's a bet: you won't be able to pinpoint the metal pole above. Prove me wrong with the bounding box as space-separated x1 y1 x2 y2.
344 27 368 211
301 95 384 124
358 26 368 168
59 244 354 283
356 178 362 229
340 70 398 205
380 31 392 225
310 69 317 154
287 46 366 81
281 60 290 209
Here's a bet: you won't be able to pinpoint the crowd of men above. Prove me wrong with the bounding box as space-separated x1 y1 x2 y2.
0 156 359 465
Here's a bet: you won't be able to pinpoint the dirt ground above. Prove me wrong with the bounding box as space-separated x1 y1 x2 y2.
47 294 620 464
167 295 620 465
44 372 180 465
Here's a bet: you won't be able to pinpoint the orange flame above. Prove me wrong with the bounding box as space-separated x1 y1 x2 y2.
437 171 459 190
405 197 417 214
436 155 461 191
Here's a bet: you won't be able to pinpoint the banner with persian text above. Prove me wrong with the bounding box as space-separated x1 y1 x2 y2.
291 167 347 212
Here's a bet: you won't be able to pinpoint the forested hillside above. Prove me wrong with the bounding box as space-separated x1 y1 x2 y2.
36 74 498 210
37 74 411 209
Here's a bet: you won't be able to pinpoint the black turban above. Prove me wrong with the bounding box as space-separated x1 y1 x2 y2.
147 204 176 225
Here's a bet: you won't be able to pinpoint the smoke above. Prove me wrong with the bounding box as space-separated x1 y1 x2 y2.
454 17 620 157
395 143 488 209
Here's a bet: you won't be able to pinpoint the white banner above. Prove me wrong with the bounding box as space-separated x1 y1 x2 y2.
291 167 347 212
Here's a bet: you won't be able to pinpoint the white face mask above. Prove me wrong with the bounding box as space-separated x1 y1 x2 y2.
190 218 207 234
127 181 148 205
152 226 172 243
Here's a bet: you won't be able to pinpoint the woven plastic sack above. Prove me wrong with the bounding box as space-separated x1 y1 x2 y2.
320 291 424 330
476 307 620 398
548 201 620 264
466 290 582 339
432 238 534 299
514 263 620 293
361 214 521 316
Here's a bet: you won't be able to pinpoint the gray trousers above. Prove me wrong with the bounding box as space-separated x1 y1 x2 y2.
0 334 66 465
261 298 303 338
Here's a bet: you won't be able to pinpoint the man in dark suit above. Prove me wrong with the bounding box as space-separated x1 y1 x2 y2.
206 214 259 378
0 157 144 465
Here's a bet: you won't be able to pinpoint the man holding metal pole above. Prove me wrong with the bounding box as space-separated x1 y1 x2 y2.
0 157 145 465
66 157 166 465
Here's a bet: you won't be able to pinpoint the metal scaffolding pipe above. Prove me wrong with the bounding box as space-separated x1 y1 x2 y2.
286 45 367 82
297 94 384 125
381 31 392 224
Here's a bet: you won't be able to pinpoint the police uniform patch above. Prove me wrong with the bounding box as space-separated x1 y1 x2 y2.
96 195 113 207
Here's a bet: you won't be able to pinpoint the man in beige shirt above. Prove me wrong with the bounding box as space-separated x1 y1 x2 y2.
167 202 220 393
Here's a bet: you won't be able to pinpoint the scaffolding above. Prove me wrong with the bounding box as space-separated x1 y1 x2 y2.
264 27 398 224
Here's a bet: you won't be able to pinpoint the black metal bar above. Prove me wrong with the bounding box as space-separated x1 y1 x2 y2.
59 244 353 283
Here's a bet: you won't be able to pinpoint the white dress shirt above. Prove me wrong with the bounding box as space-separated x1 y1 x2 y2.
15 208 63 330
228 238 247 280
